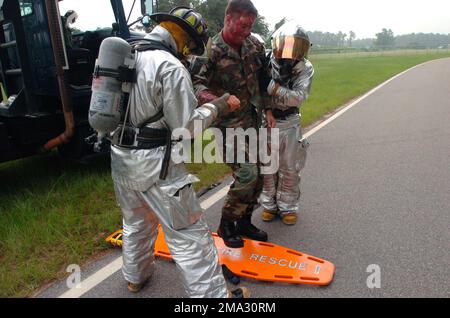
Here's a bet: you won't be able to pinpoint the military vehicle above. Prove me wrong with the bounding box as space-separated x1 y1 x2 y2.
0 0 156 162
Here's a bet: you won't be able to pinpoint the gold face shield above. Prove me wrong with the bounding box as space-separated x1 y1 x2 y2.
272 35 311 61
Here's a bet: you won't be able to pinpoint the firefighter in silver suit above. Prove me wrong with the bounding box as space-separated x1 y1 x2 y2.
260 23 314 225
111 7 248 298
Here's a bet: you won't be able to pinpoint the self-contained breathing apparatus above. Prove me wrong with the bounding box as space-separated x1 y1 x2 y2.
88 37 176 180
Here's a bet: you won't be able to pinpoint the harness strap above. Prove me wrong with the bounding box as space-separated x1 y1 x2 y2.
128 38 175 56
272 107 299 120
115 38 178 180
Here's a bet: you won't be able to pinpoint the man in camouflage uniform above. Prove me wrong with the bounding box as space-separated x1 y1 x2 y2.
193 0 270 248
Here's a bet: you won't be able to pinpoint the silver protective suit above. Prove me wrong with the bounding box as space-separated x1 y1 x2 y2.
260 58 314 215
111 26 228 298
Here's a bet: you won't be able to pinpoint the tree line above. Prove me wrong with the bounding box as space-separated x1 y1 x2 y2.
153 1 450 51
309 28 450 51
155 0 269 37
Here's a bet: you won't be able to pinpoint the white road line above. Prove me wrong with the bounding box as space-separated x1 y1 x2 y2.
58 257 123 298
200 184 231 210
57 59 437 298
304 60 432 139
58 185 231 298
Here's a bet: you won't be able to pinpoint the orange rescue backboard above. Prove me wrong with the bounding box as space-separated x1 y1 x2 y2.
106 227 335 286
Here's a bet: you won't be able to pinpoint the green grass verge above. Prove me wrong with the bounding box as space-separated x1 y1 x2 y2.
0 153 120 297
0 51 449 297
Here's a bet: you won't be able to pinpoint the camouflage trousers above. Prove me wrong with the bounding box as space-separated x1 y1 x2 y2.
219 126 264 222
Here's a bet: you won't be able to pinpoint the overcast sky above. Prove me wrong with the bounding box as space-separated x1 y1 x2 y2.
253 0 450 39
59 0 450 39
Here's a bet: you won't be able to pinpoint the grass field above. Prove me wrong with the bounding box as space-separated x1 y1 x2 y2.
1 50 449 297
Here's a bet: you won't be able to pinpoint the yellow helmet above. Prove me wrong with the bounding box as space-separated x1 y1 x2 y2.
151 6 208 55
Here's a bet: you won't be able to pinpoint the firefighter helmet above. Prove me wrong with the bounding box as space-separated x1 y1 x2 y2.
150 6 208 55
272 22 311 61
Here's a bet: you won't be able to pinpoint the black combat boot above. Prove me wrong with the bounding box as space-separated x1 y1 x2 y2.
235 215 268 242
217 218 244 249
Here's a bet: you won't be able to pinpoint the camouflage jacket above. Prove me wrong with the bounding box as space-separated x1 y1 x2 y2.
193 32 270 129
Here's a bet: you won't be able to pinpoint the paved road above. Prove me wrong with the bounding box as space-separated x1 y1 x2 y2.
37 57 450 298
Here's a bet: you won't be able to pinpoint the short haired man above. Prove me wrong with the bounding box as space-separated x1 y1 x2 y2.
194 0 271 248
